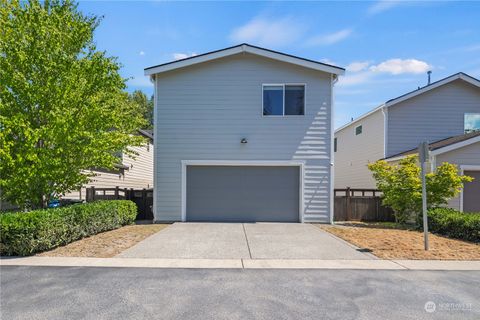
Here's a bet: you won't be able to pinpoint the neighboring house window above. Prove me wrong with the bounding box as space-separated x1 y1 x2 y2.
355 125 363 135
334 137 337 152
465 113 480 133
263 84 305 116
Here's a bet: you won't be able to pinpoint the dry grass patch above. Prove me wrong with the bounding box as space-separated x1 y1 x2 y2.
319 224 480 260
37 224 168 258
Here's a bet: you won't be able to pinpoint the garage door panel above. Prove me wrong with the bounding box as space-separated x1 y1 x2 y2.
186 166 299 222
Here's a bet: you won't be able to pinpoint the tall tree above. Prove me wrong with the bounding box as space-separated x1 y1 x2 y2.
0 0 146 209
129 90 154 128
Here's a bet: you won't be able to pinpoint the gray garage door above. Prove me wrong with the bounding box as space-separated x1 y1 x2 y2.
186 166 300 222
464 171 480 212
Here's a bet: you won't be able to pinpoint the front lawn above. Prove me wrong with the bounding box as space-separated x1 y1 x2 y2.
319 223 480 260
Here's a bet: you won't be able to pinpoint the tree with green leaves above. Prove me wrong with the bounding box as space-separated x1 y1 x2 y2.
368 155 473 223
129 90 154 128
0 0 146 209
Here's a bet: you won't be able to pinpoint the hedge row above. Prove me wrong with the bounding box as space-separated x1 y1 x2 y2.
427 208 480 243
0 200 137 256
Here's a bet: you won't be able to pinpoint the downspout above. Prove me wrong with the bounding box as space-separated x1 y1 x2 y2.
151 74 158 222
329 74 339 224
381 106 388 158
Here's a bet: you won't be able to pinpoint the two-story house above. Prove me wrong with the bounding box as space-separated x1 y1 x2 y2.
334 72 480 212
145 44 345 223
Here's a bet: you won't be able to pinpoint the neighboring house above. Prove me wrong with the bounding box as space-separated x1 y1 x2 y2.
64 129 154 199
334 72 480 212
145 43 345 223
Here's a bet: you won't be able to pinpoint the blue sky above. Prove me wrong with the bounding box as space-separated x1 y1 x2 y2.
78 1 480 128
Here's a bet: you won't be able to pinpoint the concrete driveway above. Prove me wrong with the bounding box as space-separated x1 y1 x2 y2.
118 223 374 260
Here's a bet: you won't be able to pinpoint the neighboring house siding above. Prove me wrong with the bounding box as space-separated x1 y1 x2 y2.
435 142 480 211
154 53 333 222
64 143 154 199
334 109 385 189
387 80 480 157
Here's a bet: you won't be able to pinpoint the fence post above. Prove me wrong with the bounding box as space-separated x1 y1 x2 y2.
115 186 119 199
124 188 128 200
345 187 351 220
90 186 95 202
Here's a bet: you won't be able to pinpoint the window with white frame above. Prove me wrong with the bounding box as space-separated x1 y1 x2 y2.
465 113 480 133
263 84 305 116
355 125 363 135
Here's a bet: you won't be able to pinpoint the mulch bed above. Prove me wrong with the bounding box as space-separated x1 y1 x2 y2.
37 224 168 258
319 223 480 260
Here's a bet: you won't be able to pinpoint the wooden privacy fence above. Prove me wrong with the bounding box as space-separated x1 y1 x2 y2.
86 186 154 221
334 188 395 222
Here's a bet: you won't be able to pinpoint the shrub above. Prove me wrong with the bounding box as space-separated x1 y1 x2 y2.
0 200 137 256
427 208 480 242
368 155 473 224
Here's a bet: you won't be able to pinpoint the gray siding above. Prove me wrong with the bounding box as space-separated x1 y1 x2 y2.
387 80 480 157
334 109 385 189
435 141 480 211
154 53 333 222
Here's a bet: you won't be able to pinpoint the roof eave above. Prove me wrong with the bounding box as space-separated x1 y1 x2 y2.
144 44 345 76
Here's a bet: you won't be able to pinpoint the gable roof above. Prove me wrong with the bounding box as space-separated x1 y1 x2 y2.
385 131 480 161
335 72 480 133
138 129 153 141
144 43 345 76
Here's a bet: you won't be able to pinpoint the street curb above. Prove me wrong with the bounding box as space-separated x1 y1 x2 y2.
1 257 479 270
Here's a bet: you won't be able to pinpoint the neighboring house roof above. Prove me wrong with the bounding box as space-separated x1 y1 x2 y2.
385 131 480 161
335 72 480 133
138 129 153 141
144 43 345 76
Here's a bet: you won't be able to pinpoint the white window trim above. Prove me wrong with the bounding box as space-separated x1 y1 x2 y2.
459 165 480 212
262 83 306 117
354 124 363 136
181 160 306 223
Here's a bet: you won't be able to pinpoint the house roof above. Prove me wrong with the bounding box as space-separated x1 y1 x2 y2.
335 72 480 133
144 43 345 76
385 131 480 160
138 129 153 141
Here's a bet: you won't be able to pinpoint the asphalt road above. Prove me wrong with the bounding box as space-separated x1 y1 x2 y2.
1 266 479 320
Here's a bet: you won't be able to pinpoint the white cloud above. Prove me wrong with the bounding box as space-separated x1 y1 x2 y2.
172 52 197 60
306 28 352 46
337 72 373 87
370 59 431 75
338 58 431 87
320 58 338 66
139 51 145 56
368 0 402 15
346 61 370 72
229 16 305 47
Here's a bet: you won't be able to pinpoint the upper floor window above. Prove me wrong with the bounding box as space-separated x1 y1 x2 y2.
465 113 480 133
355 125 363 135
334 137 337 152
263 84 305 116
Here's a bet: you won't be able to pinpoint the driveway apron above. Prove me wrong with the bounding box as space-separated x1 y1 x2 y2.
117 222 374 260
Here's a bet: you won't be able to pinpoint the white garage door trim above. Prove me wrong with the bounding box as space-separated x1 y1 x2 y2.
459 164 480 212
181 160 305 222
